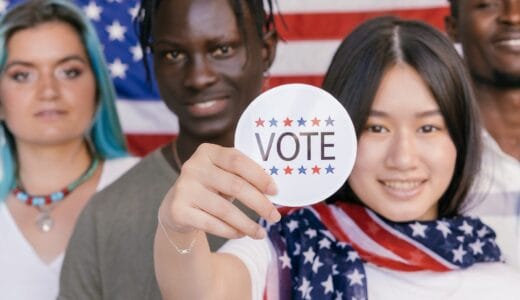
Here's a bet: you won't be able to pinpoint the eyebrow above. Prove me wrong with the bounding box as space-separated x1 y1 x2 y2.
4 55 88 70
369 109 442 118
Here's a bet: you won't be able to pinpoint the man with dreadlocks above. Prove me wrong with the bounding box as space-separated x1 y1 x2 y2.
445 0 520 269
58 0 278 298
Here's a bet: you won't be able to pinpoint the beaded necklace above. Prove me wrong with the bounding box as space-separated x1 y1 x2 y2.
12 156 100 232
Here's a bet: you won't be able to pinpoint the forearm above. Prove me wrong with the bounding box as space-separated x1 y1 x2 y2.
154 222 251 300
153 144 278 300
154 225 210 299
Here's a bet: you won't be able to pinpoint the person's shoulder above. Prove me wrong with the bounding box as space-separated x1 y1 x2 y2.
462 262 520 292
104 156 140 171
466 262 520 279
97 156 140 191
88 149 177 209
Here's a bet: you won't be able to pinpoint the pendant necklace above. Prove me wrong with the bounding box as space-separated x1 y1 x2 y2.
12 157 100 232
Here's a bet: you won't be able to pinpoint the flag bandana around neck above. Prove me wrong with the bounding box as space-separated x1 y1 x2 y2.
263 203 502 300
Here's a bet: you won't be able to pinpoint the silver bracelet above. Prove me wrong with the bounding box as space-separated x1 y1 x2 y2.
157 213 198 255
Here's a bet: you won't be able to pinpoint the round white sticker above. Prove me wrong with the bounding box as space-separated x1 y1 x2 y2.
235 83 357 207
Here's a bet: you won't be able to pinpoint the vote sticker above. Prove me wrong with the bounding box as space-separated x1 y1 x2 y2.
235 83 357 207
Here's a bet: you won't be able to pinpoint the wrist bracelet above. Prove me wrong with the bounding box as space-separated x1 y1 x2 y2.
157 213 198 255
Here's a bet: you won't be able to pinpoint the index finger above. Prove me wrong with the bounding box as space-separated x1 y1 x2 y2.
204 144 278 196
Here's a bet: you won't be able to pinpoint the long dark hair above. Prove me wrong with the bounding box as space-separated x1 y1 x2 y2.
323 16 481 217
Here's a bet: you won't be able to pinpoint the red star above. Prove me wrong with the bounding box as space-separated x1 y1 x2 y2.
284 165 293 175
311 117 320 126
312 165 321 174
283 117 293 127
255 118 265 127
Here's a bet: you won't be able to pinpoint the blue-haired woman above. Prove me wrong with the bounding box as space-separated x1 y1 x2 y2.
0 0 138 298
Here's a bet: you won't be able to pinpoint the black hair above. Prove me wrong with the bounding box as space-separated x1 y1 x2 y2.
323 16 481 218
136 0 278 78
447 0 459 18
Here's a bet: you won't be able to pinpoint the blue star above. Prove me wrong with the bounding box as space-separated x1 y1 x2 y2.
297 117 306 127
325 164 335 174
298 165 307 174
325 116 335 126
269 118 278 127
270 166 279 175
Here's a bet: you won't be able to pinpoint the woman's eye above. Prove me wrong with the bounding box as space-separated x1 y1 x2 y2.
418 125 439 133
58 68 82 79
366 125 388 133
212 45 235 58
164 50 186 62
10 71 31 82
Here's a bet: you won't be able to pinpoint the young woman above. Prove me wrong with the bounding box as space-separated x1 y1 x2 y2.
155 16 520 299
0 0 138 299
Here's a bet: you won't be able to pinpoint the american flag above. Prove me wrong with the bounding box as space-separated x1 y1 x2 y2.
264 203 501 299
2 0 450 156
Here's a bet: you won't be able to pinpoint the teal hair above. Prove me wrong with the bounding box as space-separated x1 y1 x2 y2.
0 0 128 201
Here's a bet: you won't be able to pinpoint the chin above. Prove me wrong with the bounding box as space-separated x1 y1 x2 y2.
184 120 235 141
375 207 434 223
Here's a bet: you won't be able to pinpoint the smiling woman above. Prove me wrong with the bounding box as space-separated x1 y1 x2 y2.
152 16 520 300
347 63 457 222
0 1 138 299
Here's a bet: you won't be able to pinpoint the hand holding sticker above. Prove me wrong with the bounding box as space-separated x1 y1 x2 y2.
235 83 357 206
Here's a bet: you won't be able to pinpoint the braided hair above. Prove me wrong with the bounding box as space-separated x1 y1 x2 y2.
136 0 278 77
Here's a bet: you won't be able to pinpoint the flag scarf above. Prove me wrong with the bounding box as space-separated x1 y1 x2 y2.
264 203 501 300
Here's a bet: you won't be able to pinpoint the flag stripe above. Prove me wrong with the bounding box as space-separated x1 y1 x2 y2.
117 100 178 134
312 204 426 271
276 0 448 13
126 134 175 156
276 7 449 41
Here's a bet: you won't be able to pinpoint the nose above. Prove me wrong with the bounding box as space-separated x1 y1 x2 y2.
498 0 520 25
384 130 419 171
183 54 218 90
38 71 59 100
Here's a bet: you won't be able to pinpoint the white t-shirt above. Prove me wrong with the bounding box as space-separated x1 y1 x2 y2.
0 156 139 300
220 236 520 300
464 131 520 269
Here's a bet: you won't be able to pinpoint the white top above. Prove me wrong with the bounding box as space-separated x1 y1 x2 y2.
464 131 520 269
0 156 139 300
220 236 520 300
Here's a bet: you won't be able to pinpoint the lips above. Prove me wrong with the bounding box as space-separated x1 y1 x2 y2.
185 96 230 118
493 34 520 52
379 179 426 199
34 109 67 119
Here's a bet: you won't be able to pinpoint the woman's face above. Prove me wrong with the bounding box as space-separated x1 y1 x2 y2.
348 63 457 222
151 0 274 141
0 21 96 148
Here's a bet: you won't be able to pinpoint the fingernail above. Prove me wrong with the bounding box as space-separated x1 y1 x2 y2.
269 209 281 223
266 182 277 195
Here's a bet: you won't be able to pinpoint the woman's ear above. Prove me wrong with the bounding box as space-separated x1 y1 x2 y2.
444 15 459 43
261 30 278 72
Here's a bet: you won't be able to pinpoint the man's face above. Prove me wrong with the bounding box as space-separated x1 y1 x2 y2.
151 0 275 140
447 0 520 86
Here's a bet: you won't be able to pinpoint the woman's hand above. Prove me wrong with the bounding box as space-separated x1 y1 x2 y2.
159 143 281 240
